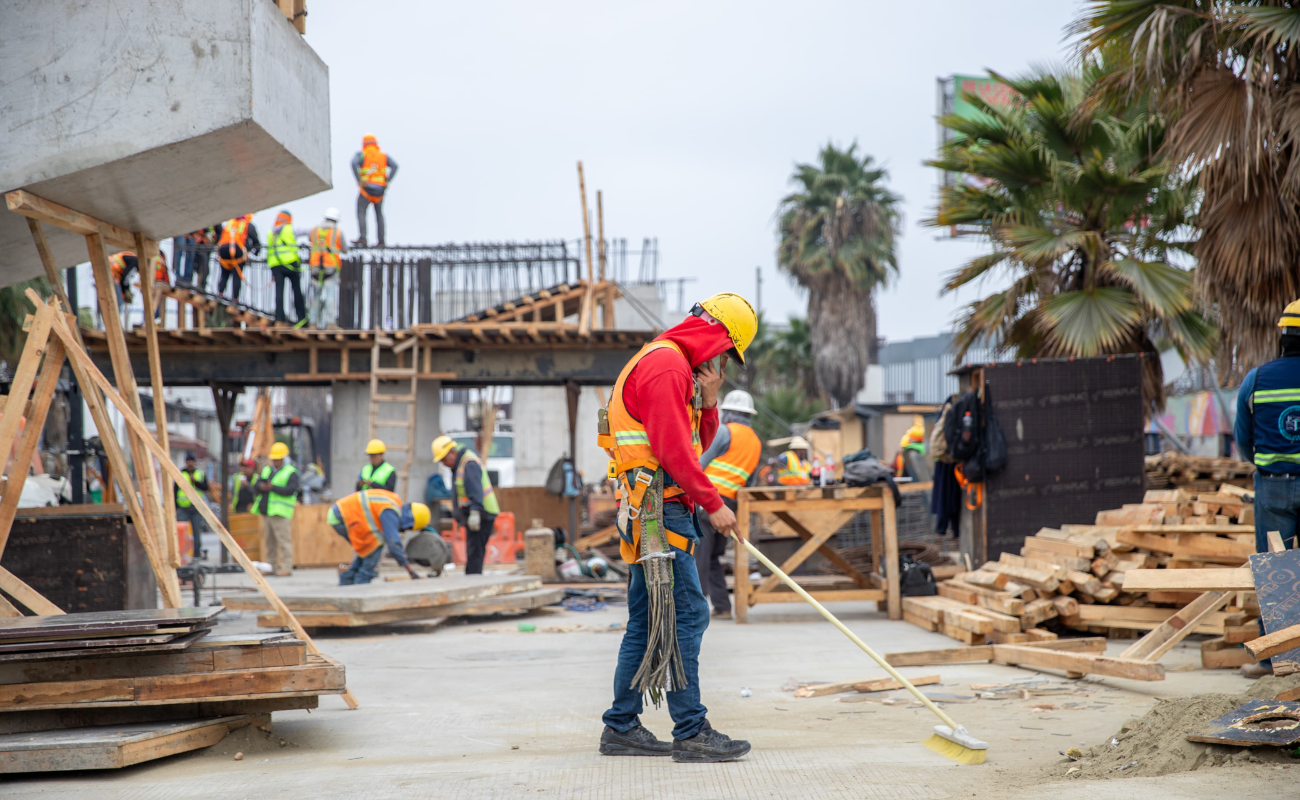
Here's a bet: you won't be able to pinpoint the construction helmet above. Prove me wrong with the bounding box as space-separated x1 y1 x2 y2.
269 442 290 460
365 439 387 455
324 207 340 222
789 435 811 451
362 133 378 146
431 435 457 462
719 389 756 415
694 293 758 365
1280 299 1300 330
408 502 432 531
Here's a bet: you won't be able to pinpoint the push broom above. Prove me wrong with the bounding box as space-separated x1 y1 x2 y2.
730 532 988 764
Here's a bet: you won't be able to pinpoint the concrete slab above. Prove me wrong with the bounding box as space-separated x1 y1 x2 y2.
0 0 330 285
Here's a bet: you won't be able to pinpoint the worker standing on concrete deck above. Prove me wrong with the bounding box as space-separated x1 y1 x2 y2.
149 250 169 324
357 439 398 492
1234 298 1300 678
176 453 210 558
775 436 812 485
694 389 761 619
432 435 498 575
254 442 298 576
106 250 139 329
266 209 307 327
351 134 398 247
215 214 260 301
597 293 755 763
230 459 257 515
308 207 347 329
328 489 428 584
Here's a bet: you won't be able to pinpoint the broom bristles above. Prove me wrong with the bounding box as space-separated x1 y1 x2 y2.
924 734 987 765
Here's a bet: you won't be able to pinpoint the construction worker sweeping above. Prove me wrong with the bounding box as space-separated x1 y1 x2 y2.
695 389 761 618
432 434 498 575
596 292 755 763
352 134 398 247
357 439 397 492
328 488 428 585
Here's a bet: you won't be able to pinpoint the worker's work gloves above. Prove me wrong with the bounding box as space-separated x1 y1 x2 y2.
468 510 481 532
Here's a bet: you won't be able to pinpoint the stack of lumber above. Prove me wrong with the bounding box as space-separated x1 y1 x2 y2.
1145 452 1254 492
904 483 1259 655
222 574 564 628
0 607 221 659
0 613 344 773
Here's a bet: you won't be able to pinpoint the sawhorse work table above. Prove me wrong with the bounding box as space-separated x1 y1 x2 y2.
732 483 932 623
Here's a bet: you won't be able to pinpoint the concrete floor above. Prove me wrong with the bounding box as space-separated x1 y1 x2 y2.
7 568 1296 799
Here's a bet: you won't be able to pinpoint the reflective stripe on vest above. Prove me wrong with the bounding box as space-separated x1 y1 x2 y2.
266 224 300 268
260 464 298 518
454 450 500 514
230 474 245 512
776 451 811 485
704 422 762 499
310 227 342 268
109 251 133 283
360 146 388 186
361 461 395 488
219 218 250 249
1251 358 1300 471
177 470 203 508
336 489 402 557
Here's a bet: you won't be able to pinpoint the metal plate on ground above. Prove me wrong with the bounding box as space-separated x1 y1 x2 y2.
1187 699 1300 747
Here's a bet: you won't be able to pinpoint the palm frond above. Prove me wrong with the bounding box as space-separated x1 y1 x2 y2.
1039 287 1144 356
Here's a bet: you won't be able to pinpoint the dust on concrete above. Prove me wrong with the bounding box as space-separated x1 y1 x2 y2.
210 723 295 757
1039 692 1298 781
1244 672 1300 700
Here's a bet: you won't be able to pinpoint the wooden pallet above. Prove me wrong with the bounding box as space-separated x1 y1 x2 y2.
256 587 564 628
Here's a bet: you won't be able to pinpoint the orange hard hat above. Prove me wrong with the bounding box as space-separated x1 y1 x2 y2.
362 133 378 146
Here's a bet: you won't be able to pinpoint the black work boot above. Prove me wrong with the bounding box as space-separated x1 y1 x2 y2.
599 724 672 756
672 721 751 763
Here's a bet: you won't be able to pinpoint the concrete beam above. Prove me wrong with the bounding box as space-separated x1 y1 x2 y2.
0 0 330 286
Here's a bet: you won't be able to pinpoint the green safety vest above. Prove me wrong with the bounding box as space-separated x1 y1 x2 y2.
230 473 249 513
266 224 300 269
454 449 500 514
360 461 396 489
258 464 298 518
177 469 203 508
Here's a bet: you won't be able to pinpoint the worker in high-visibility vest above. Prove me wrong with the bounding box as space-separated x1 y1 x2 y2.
694 389 761 618
893 421 927 479
328 489 429 585
308 207 348 328
176 453 211 558
215 214 260 300
230 459 257 514
775 436 812 485
432 435 498 574
254 442 298 576
352 134 398 247
357 439 397 492
266 209 307 327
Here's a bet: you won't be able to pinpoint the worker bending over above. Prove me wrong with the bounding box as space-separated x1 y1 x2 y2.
176 453 210 558
432 435 498 574
254 442 298 576
328 489 428 584
308 207 347 328
775 436 812 485
694 389 761 619
266 210 307 327
216 214 260 300
230 459 257 514
1235 298 1300 678
352 134 398 247
358 439 397 492
597 293 755 763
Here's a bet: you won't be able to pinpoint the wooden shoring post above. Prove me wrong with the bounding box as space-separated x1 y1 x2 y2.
735 490 750 623
0 335 65 559
47 308 358 708
0 566 62 616
0 305 57 561
577 162 594 284
136 233 178 568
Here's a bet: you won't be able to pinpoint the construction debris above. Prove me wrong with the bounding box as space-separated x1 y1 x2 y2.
1145 452 1255 492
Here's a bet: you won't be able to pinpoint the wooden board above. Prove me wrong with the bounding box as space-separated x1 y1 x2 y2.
222 575 540 614
884 637 1107 667
291 504 355 568
1201 637 1254 669
0 697 314 736
1076 605 1228 634
227 513 263 563
1121 568 1254 592
1245 624 1300 661
1249 550 1300 675
0 608 223 641
0 641 304 685
795 675 940 698
256 587 563 628
0 629 210 660
1186 699 1300 747
991 644 1165 681
0 714 260 772
1119 591 1230 662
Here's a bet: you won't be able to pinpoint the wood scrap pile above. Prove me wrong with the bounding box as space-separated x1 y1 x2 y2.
1145 452 1254 492
904 484 1259 660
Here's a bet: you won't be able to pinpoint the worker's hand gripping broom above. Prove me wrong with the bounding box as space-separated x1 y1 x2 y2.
729 532 988 765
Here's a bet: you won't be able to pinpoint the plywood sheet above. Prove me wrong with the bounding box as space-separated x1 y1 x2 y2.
222 575 540 614
1249 550 1300 675
0 607 223 642
0 715 256 772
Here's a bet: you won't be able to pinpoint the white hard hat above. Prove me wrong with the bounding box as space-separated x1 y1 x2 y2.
789 436 811 451
719 389 755 415
324 207 340 222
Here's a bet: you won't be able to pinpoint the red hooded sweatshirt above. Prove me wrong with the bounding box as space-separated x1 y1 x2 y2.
620 314 733 515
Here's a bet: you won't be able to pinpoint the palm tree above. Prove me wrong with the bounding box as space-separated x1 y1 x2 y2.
925 66 1214 410
1073 2 1300 380
777 143 901 407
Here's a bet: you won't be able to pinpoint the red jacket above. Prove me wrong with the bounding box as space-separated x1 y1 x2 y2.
620 315 733 514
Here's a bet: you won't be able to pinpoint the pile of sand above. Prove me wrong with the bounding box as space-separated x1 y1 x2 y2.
1042 689 1299 780
1244 673 1300 701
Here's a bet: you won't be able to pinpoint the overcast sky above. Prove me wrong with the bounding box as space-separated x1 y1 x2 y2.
273 0 1083 344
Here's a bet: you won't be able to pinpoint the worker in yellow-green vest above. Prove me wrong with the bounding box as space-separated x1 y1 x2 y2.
432 435 499 574
357 439 398 492
176 453 210 559
254 442 300 576
266 210 307 328
230 459 257 514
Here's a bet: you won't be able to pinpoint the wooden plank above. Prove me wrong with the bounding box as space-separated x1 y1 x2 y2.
1201 637 1254 669
981 561 1059 592
0 714 259 773
0 336 64 567
255 587 564 627
1119 591 1230 661
0 641 303 683
749 589 885 605
884 637 1107 667
0 304 56 558
1076 605 1228 634
795 674 940 698
882 492 900 620
134 234 179 571
734 492 750 623
222 575 542 614
753 512 844 597
745 497 884 512
0 567 63 616
574 525 618 550
1121 568 1254 592
938 581 1024 616
1245 623 1300 661
991 645 1165 681
4 190 135 250
770 511 874 591
902 610 938 632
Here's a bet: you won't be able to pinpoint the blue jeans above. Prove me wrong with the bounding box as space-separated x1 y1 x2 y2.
1254 472 1300 553
340 546 385 585
602 502 710 740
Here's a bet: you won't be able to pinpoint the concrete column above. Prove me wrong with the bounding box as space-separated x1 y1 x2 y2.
329 380 441 503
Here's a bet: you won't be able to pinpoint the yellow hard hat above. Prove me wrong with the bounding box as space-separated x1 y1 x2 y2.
431 435 457 462
365 439 386 455
789 436 810 451
269 442 290 459
696 292 758 364
409 502 431 531
1280 299 1300 329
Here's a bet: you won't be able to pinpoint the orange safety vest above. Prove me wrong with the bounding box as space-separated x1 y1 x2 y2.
218 216 252 271
598 340 702 563
335 488 403 558
152 252 169 284
108 251 134 283
359 145 388 202
309 226 343 268
703 422 762 499
776 451 811 485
